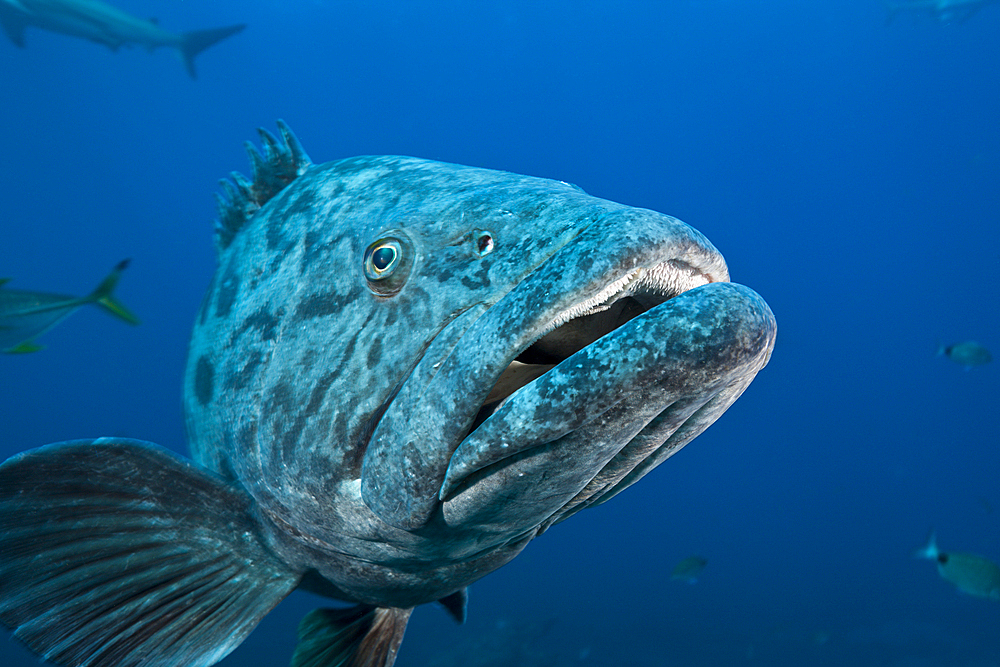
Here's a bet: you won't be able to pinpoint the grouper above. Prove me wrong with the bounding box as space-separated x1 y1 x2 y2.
0 122 776 667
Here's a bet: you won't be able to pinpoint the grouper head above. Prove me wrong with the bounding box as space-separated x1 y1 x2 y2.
184 122 775 608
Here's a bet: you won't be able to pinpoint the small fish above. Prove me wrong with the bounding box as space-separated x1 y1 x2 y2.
671 555 708 584
883 0 998 24
938 341 992 368
913 530 1000 600
0 259 140 353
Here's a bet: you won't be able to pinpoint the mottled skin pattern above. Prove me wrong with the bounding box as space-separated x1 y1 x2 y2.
0 125 775 667
184 138 776 611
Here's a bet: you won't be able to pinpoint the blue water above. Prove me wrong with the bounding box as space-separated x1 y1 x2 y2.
2 1 998 665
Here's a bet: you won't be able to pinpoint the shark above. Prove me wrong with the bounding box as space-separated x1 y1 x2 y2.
884 0 998 23
0 0 245 78
0 123 776 667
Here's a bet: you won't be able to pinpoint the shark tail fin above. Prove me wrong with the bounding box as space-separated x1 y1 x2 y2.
87 259 141 325
292 606 412 667
0 439 301 667
179 23 246 79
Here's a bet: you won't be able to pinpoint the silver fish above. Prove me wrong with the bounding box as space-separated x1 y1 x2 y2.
0 259 139 353
913 530 1000 600
0 122 776 667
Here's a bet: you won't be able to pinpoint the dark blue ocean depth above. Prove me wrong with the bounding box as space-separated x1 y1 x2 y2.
2 1 998 665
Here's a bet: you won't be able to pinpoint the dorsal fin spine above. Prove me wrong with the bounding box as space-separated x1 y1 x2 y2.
278 120 311 174
259 127 282 162
230 171 254 200
214 120 312 250
245 141 268 184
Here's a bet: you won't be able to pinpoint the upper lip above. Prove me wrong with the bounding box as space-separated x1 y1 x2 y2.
441 256 725 500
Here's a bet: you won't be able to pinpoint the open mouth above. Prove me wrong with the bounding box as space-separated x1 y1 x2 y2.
466 259 719 439
435 274 775 537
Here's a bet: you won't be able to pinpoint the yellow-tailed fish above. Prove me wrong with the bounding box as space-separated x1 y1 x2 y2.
0 259 140 353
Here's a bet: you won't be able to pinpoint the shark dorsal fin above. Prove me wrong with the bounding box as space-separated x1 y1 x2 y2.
214 120 311 250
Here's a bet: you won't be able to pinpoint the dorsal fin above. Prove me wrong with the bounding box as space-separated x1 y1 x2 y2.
214 119 312 250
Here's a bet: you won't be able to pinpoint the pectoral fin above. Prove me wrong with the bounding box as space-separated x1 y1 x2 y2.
0 438 300 667
292 606 412 667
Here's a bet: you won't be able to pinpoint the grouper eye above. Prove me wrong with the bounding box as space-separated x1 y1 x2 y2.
364 239 401 278
363 237 411 296
473 230 494 257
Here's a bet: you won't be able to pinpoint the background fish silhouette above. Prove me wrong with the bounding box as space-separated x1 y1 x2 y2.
0 259 139 353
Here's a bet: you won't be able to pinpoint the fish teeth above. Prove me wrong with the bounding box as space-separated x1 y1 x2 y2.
537 269 642 340
530 257 714 347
